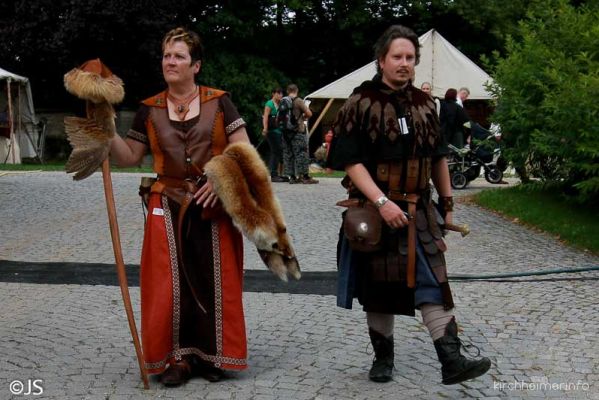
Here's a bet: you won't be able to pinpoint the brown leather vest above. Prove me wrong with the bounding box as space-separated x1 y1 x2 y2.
149 99 219 178
142 87 228 202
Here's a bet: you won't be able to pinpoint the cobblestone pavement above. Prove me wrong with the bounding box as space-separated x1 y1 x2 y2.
1 171 598 399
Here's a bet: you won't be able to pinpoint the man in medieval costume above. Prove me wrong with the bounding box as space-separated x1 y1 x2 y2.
327 25 491 385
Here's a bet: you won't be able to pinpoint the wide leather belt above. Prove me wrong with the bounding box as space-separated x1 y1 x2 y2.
156 175 200 194
377 158 432 193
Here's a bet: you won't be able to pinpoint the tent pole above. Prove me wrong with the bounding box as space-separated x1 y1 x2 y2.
17 84 38 159
308 98 335 138
6 80 16 163
431 31 435 95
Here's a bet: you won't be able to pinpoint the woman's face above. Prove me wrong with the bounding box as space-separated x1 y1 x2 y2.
162 40 200 86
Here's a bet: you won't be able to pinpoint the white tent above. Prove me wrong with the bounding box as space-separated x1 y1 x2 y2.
305 29 493 136
0 67 41 164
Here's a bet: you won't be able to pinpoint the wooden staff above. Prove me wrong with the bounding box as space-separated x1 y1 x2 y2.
101 159 149 389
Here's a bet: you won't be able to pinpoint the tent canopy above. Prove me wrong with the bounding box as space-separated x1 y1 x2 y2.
305 29 493 138
0 67 41 163
307 29 493 101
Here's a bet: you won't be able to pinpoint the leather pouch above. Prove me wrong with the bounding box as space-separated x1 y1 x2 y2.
340 201 383 253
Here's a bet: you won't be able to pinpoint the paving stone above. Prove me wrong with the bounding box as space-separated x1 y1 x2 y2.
1 173 598 399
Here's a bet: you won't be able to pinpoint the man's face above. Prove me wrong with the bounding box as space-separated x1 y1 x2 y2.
378 38 416 90
162 40 200 86
458 89 469 101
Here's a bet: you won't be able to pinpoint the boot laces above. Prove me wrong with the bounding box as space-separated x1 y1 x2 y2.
365 341 373 356
456 336 481 358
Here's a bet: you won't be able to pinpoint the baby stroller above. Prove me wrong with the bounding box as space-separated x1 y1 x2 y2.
447 123 505 189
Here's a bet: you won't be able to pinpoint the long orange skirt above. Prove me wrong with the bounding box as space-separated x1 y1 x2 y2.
140 193 247 374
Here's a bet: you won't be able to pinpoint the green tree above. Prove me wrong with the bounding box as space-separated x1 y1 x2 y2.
2 0 567 152
487 0 599 202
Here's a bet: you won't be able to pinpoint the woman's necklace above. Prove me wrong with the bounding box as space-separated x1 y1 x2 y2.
167 85 199 120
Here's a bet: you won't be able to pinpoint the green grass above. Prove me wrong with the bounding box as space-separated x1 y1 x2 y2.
312 170 345 178
1 163 345 177
472 185 599 254
0 163 153 173
0 163 65 171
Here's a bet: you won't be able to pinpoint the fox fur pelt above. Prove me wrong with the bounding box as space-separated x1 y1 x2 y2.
204 142 301 281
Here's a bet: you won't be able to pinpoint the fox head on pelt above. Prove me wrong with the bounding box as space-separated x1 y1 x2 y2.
253 222 300 282
203 142 301 281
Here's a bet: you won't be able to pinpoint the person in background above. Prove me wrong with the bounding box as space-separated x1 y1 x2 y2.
456 87 470 107
328 24 490 386
281 83 318 184
439 88 471 148
420 81 441 116
262 87 287 182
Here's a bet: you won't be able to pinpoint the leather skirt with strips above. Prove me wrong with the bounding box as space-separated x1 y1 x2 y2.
337 202 455 316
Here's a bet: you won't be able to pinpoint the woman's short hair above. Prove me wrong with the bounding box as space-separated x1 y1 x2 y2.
162 27 204 63
374 25 420 73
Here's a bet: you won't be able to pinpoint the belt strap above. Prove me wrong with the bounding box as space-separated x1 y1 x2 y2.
156 175 200 193
177 191 207 314
155 175 208 314
388 192 419 288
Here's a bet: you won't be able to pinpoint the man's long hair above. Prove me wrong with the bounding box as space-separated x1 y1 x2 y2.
373 25 420 74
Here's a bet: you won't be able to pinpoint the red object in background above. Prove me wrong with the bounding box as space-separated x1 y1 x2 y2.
324 130 334 174
324 130 333 157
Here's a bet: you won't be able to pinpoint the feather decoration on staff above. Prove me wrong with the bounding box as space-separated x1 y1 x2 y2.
63 59 123 180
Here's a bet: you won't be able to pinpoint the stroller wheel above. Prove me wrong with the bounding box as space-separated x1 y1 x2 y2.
451 172 468 190
485 167 503 184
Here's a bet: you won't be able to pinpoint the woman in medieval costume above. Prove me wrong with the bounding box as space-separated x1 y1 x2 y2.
110 27 250 387
327 25 491 385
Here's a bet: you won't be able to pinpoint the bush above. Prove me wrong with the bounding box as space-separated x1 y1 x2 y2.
487 0 599 203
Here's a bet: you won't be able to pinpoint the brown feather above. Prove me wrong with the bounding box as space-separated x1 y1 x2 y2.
63 101 116 180
63 59 123 181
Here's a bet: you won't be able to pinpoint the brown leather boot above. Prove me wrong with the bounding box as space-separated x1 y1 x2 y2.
189 356 225 382
161 359 192 387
